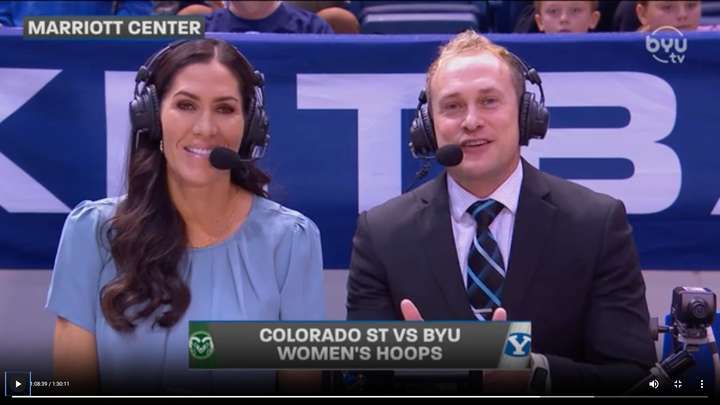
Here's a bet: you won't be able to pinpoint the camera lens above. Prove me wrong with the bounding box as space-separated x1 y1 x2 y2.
689 299 709 321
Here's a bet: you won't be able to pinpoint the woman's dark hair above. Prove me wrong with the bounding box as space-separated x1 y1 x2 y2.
101 39 270 332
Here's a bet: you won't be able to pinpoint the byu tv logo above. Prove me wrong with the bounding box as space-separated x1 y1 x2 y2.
504 333 531 357
645 26 687 64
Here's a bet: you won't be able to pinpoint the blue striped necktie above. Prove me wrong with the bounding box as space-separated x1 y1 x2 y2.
466 199 505 314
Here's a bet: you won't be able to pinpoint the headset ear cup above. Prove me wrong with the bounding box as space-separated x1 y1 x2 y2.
239 85 269 160
519 92 532 146
409 101 437 158
239 96 256 158
420 103 437 152
147 84 162 143
129 84 161 147
531 102 549 142
521 92 549 145
409 111 427 157
508 52 549 146
129 97 143 139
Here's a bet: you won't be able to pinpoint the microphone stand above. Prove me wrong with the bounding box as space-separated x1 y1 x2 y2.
626 349 695 394
627 318 718 395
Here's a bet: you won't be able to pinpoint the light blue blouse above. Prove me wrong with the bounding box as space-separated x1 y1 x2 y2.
46 194 325 394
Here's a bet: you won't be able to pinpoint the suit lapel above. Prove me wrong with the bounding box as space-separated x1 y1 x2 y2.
504 160 557 318
415 174 475 320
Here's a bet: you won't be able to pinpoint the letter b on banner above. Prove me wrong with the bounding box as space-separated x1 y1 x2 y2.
523 72 681 214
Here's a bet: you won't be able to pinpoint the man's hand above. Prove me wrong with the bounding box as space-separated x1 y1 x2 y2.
400 298 424 320
400 298 507 321
400 299 527 394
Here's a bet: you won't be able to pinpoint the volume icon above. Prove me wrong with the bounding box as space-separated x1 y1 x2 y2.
649 379 660 389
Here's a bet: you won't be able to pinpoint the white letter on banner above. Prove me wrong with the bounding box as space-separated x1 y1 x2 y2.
105 71 136 198
712 200 720 215
522 72 681 214
297 74 424 213
0 68 70 213
27 20 45 36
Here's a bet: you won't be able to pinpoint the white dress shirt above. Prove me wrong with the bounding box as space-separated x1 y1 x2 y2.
447 160 523 320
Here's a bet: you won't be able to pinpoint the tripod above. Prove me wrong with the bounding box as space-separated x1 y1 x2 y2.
627 317 719 396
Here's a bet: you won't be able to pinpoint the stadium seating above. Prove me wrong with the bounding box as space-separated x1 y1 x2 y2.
701 1 720 26
348 1 490 33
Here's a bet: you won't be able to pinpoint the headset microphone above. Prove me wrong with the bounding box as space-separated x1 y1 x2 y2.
436 144 463 167
209 147 253 170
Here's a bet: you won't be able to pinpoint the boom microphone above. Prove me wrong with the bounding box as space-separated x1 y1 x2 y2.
209 147 250 170
436 144 463 167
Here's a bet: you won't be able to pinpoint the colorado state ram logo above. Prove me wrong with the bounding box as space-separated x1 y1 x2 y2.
189 330 215 360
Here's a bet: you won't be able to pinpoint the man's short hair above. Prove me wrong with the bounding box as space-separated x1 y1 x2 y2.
425 30 526 106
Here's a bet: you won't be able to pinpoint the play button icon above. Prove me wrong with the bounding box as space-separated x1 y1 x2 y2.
4 372 31 396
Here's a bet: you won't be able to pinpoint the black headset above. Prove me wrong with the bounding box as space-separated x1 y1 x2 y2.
409 51 549 159
129 39 270 161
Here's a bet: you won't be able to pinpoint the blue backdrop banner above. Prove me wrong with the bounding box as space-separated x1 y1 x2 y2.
1 28 719 270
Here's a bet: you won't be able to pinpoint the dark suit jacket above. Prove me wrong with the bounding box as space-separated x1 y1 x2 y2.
346 160 657 395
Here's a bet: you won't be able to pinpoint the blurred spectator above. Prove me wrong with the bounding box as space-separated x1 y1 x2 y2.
287 1 359 33
613 0 641 30
177 1 225 16
513 0 541 32
205 1 334 33
595 0 622 31
515 0 618 33
636 0 701 31
153 1 181 15
0 1 153 27
534 1 601 33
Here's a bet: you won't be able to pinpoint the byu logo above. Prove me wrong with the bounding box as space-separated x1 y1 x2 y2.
645 26 687 64
504 333 531 357
189 330 215 360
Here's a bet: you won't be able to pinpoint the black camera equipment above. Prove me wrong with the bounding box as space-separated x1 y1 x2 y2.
627 287 718 396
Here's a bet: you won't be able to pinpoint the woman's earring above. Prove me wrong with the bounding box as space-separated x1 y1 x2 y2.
160 140 164 153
